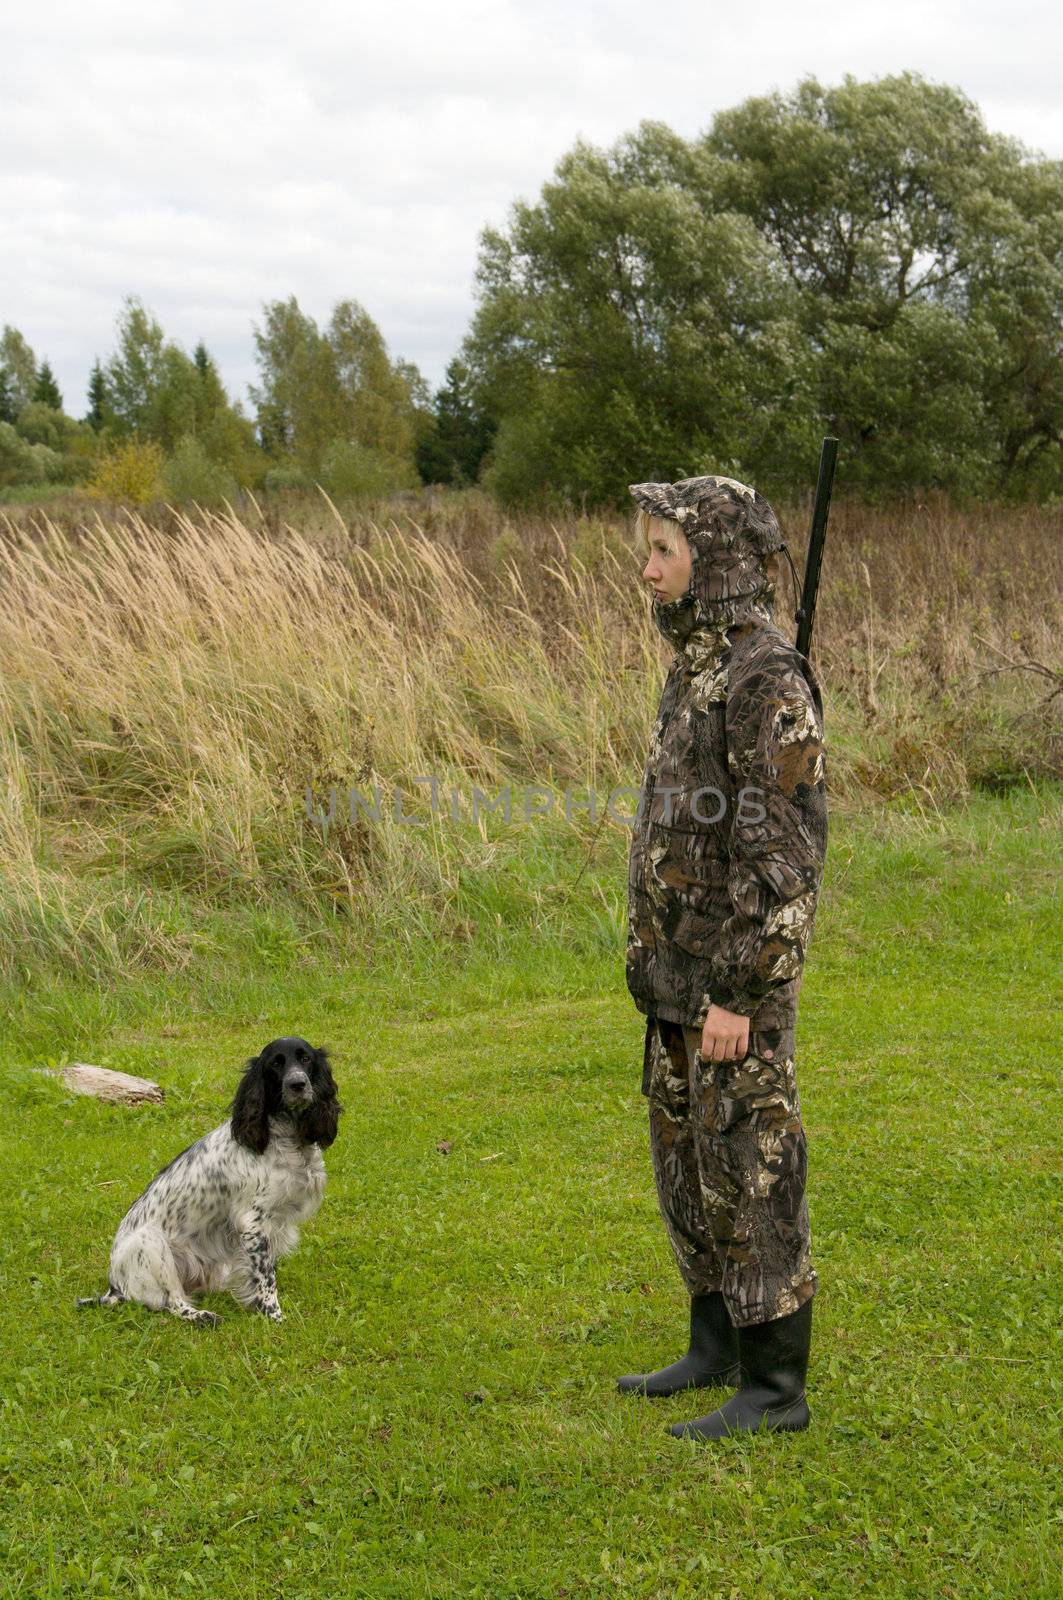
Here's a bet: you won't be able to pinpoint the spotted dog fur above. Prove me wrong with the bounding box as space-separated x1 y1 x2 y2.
78 1037 341 1326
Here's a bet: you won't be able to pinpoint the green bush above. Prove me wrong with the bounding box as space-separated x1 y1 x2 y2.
160 435 238 507
0 423 71 486
321 438 417 498
0 482 81 505
0 424 36 484
15 402 67 450
262 464 315 493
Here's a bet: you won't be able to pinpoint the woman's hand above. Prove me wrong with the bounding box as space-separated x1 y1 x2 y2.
700 1004 750 1063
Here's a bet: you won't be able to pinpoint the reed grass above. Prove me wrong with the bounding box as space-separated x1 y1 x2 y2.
0 490 1059 986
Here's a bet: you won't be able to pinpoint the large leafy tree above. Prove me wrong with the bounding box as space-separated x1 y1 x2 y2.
464 122 813 505
966 153 1063 495
466 75 1062 503
704 72 1062 495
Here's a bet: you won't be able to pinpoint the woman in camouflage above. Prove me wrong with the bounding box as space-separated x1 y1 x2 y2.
618 475 828 1439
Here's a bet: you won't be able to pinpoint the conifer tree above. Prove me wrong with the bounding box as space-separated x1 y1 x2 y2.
34 359 63 411
86 359 108 430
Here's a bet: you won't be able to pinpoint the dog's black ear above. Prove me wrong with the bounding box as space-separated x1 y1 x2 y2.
231 1056 271 1153
304 1047 342 1149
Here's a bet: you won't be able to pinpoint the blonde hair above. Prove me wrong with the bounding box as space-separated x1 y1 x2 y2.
633 508 684 558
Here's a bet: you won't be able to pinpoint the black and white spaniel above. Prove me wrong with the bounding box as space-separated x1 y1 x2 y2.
78 1037 341 1326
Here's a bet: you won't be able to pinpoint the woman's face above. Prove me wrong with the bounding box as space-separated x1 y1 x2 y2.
641 518 692 603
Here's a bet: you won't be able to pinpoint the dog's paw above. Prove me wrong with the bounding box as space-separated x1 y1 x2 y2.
193 1309 222 1328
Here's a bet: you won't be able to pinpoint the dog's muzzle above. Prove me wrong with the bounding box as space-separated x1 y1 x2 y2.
283 1073 312 1104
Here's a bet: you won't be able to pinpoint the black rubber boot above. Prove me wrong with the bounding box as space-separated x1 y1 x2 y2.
617 1292 741 1396
669 1297 812 1439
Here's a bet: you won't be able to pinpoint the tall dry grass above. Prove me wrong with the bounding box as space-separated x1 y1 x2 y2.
0 489 1060 983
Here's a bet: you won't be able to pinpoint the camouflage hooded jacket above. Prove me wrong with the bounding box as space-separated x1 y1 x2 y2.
626 475 828 1046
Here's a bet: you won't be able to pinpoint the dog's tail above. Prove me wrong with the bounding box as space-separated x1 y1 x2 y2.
76 1285 125 1309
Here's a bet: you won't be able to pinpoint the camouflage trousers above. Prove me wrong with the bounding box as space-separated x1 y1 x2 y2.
643 1015 818 1328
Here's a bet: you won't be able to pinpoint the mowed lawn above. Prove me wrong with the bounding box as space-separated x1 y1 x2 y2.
1 790 1060 1599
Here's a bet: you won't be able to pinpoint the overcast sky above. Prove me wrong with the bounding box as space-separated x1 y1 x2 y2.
3 0 1060 417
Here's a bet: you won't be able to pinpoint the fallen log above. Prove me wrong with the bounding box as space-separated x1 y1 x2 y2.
56 1064 165 1105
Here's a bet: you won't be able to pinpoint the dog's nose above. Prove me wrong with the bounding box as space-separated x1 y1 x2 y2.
288 1075 309 1094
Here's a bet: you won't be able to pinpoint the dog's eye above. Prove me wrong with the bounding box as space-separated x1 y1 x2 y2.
297 1050 309 1064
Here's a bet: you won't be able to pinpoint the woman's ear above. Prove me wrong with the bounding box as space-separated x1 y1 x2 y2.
304 1048 342 1149
231 1056 271 1153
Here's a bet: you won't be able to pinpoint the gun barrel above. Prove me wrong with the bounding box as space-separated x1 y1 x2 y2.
795 436 838 659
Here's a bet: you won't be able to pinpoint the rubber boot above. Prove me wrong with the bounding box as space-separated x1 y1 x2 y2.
617 1291 741 1396
669 1297 812 1439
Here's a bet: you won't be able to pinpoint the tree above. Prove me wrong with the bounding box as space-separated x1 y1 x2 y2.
327 299 424 473
85 359 108 430
147 346 203 449
417 358 496 485
191 351 260 483
99 304 259 483
190 342 232 436
965 154 1063 496
0 369 15 425
464 122 809 505
251 295 425 491
0 326 38 416
34 360 63 411
465 76 1063 504
703 72 1061 495
105 297 167 436
250 297 345 468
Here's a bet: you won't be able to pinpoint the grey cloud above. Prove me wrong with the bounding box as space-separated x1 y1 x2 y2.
2 0 1059 415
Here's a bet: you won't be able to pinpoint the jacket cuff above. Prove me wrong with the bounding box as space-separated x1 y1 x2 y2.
706 987 763 1020
691 991 714 1028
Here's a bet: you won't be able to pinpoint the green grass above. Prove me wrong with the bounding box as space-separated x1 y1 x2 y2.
0 483 83 506
1 788 1061 1598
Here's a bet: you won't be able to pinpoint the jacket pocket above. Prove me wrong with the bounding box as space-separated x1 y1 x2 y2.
665 906 719 958
747 1024 797 1063
647 825 728 893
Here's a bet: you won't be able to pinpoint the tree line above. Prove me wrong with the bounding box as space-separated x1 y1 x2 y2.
0 299 487 505
2 72 1060 506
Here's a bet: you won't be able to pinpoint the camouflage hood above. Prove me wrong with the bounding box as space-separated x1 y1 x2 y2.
629 475 785 662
